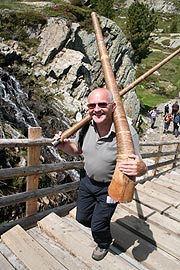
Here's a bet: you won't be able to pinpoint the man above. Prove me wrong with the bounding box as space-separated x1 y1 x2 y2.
53 88 147 261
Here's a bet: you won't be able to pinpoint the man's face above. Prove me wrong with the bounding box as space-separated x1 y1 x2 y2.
87 89 116 125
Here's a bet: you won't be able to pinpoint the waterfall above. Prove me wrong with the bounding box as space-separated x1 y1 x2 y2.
0 68 38 136
0 68 80 182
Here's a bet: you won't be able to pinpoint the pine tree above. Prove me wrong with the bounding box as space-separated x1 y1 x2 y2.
126 0 157 63
91 0 114 19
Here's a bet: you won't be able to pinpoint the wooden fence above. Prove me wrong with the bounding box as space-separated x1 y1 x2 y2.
0 127 180 234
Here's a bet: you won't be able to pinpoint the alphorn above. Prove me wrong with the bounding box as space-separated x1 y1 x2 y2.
53 46 180 147
53 13 180 201
91 12 135 202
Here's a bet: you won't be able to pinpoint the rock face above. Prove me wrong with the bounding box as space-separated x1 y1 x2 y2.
124 0 176 13
0 15 140 141
36 16 139 122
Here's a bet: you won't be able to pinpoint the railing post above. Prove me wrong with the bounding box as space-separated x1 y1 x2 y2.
153 145 163 176
172 143 180 168
26 127 41 217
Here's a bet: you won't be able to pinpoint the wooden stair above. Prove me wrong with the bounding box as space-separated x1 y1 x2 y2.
0 166 180 270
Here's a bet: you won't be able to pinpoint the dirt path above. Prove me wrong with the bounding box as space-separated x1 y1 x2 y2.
141 98 180 143
139 98 180 177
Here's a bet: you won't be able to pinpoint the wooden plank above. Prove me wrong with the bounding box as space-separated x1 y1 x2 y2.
65 216 150 270
26 127 41 216
159 174 180 186
0 252 15 270
116 200 155 220
0 202 75 235
28 227 91 270
115 203 180 236
0 241 28 270
112 208 180 260
153 178 180 194
136 183 179 207
172 166 180 174
38 213 138 270
0 161 83 180
164 206 180 222
143 181 180 200
147 212 180 236
111 222 180 270
154 176 180 191
133 189 170 213
1 225 66 270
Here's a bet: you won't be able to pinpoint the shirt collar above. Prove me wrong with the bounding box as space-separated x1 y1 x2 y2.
90 120 115 137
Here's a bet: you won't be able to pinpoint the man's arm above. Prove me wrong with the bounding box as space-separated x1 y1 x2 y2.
53 132 82 157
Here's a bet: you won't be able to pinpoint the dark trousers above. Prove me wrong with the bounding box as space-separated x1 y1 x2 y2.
151 117 156 128
76 173 117 249
173 122 179 137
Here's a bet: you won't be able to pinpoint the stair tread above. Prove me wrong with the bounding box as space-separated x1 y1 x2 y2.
111 222 180 270
116 202 180 236
1 224 66 270
0 240 29 270
136 182 179 206
113 207 180 260
28 227 91 270
38 212 139 270
133 189 170 213
0 251 15 270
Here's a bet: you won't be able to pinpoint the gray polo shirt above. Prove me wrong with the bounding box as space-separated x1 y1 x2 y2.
74 121 140 183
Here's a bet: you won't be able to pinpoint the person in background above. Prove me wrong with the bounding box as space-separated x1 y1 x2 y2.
164 103 169 116
163 113 173 134
171 101 179 116
53 88 147 261
173 111 180 137
149 106 157 129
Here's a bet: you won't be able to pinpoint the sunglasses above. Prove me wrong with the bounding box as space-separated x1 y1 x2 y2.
87 102 113 109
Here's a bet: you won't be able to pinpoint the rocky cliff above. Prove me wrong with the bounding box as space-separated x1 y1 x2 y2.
118 0 178 13
0 12 139 142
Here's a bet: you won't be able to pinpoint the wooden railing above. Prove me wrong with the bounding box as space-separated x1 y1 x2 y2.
0 127 180 234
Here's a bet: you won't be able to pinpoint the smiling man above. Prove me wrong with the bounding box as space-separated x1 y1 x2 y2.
53 88 147 261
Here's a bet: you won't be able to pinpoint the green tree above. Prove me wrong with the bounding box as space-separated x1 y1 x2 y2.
126 0 157 63
91 0 114 19
170 19 177 33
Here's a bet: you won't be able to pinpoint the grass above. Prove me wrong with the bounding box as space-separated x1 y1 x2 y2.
137 48 180 93
136 85 169 108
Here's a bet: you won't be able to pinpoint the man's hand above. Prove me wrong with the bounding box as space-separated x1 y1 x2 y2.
52 131 81 156
119 154 147 177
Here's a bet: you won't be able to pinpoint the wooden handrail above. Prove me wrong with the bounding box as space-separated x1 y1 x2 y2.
1 138 179 147
0 127 180 234
0 161 83 180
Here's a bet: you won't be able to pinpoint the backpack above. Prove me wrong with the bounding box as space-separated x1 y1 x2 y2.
164 114 171 123
174 114 180 124
78 122 90 148
164 104 169 114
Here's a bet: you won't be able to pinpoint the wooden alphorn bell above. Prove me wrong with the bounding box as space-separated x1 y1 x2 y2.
91 11 135 202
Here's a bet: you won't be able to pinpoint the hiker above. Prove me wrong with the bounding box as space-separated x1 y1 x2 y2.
173 111 180 137
149 107 157 129
163 113 173 134
164 103 169 116
53 88 147 261
171 101 179 116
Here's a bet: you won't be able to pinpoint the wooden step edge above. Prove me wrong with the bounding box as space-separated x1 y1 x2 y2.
1 224 66 270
